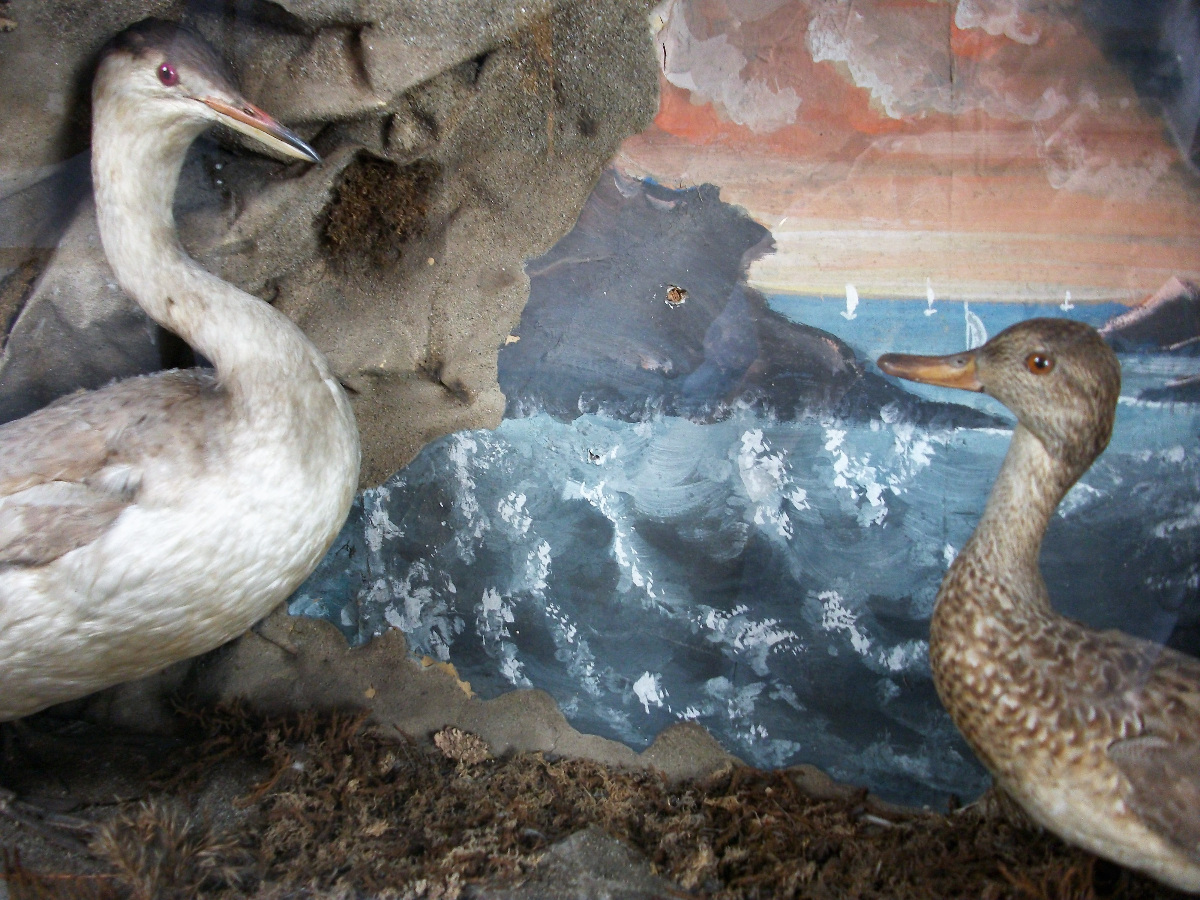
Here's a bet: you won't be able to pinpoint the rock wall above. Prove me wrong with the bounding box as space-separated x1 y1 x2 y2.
0 0 659 486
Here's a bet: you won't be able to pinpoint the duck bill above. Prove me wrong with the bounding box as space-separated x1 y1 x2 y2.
876 350 983 392
202 98 320 163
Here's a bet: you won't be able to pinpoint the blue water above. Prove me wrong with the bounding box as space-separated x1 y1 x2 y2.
291 299 1200 807
770 294 1124 358
773 294 1198 450
770 294 1127 404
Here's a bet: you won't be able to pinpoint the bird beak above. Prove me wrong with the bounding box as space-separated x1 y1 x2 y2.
876 350 984 392
201 97 320 164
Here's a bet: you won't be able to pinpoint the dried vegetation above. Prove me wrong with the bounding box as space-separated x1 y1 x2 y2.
1 704 1189 899
321 157 441 268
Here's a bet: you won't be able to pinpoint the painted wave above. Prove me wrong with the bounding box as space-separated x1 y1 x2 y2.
291 388 1200 807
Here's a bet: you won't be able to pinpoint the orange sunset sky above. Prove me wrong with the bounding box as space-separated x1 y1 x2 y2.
616 0 1200 303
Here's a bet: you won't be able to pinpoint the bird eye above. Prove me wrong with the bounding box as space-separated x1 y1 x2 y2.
1025 352 1054 375
157 62 179 86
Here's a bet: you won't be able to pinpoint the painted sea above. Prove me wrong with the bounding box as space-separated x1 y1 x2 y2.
291 291 1200 808
290 173 1200 808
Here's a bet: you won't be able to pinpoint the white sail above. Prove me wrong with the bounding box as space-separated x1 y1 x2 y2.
965 301 987 349
1060 290 1074 311
925 277 937 316
841 283 859 320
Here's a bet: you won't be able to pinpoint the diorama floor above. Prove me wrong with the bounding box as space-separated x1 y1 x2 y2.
0 705 1188 900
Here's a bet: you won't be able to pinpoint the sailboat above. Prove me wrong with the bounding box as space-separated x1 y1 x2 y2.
1060 290 1075 311
964 301 987 349
841 283 859 320
924 278 937 316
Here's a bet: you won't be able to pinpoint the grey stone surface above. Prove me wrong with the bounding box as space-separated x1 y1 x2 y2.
0 198 178 423
178 605 743 782
0 0 659 487
0 2 177 178
470 826 681 900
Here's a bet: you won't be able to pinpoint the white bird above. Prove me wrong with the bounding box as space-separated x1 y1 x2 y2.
0 20 359 720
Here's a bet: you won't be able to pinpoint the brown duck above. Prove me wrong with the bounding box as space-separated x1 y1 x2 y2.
879 318 1200 892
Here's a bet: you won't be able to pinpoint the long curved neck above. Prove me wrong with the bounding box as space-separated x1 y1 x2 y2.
934 422 1091 643
91 96 320 399
929 423 1087 775
965 424 1078 591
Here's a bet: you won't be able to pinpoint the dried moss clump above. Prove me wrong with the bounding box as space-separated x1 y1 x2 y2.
1 705 1191 899
322 156 441 268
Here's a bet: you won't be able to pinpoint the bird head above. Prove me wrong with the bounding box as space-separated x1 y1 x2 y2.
94 19 319 164
879 318 1121 471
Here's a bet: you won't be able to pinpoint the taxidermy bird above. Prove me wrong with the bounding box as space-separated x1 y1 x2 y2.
0 20 359 720
878 319 1200 892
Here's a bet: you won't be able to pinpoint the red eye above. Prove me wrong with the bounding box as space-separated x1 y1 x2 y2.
157 62 178 86
1026 352 1054 375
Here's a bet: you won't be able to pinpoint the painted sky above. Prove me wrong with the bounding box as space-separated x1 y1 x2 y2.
617 0 1200 302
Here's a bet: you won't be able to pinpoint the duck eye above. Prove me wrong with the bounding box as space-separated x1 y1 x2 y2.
157 62 179 86
1025 352 1054 375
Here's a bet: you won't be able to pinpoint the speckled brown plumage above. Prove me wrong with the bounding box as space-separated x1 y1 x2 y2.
880 318 1200 892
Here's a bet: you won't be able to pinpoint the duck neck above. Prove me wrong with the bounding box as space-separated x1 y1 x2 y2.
91 101 315 398
945 424 1081 620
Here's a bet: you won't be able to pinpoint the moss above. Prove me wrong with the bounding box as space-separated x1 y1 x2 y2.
2 705 1189 899
321 156 441 268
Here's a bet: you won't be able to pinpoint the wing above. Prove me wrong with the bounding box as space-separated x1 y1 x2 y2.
1109 734 1200 859
0 369 224 567
0 481 131 566
0 395 113 496
1106 648 1200 861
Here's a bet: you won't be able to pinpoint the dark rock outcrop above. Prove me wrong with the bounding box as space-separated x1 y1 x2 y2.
1100 276 1200 403
500 170 996 429
1100 276 1200 353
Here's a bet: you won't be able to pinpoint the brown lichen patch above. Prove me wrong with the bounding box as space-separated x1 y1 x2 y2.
421 656 475 697
2 704 1190 900
0 251 50 349
321 156 441 268
519 13 557 156
434 727 492 768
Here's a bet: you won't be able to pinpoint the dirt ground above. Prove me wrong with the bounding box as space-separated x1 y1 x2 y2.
0 703 1188 900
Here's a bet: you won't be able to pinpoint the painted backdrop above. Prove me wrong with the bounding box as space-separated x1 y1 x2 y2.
293 0 1200 806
